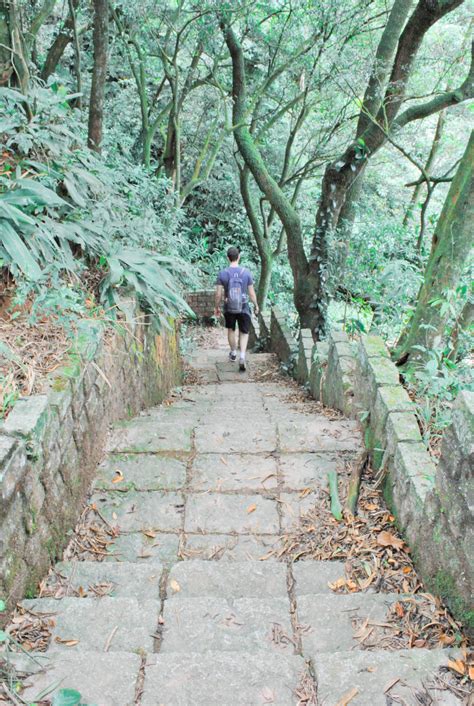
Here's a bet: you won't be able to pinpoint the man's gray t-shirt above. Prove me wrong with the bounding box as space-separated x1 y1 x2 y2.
216 266 254 314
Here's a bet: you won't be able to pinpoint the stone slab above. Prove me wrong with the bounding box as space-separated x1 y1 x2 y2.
53 561 162 599
279 453 340 489
167 560 287 598
90 490 184 532
190 453 278 491
314 648 453 706
181 533 280 561
194 424 277 453
278 419 361 453
280 491 321 529
93 454 187 491
297 593 397 653
292 561 348 593
161 596 292 653
105 531 180 563
21 652 141 706
142 651 305 706
20 597 159 652
110 420 193 452
184 493 279 534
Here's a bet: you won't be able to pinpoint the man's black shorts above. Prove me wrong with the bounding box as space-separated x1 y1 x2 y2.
224 312 251 334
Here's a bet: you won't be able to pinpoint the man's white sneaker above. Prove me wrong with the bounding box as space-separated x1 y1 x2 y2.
229 351 237 362
239 359 246 372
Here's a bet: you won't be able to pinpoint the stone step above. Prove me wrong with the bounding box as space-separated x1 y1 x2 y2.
166 559 344 598
93 452 187 491
160 596 293 653
20 596 159 653
16 651 141 706
313 648 456 706
141 650 307 705
296 592 400 653
48 561 163 599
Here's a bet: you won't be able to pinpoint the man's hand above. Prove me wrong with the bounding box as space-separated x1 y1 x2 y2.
254 305 260 317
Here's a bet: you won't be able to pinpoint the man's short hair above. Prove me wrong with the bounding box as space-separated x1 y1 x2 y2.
227 246 240 262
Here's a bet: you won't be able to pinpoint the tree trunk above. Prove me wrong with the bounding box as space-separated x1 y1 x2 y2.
68 0 82 107
403 108 446 231
222 22 310 327
41 0 79 81
88 0 108 152
394 131 474 364
238 165 279 309
0 2 12 85
0 0 29 93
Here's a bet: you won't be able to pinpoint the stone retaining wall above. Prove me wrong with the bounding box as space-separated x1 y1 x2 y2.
268 307 298 370
0 309 181 610
306 330 473 634
186 290 215 320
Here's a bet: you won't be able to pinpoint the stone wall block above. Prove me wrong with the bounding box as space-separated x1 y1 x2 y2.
296 329 313 384
1 396 49 462
23 466 46 528
309 342 328 402
384 412 423 459
0 436 27 507
373 386 415 427
365 358 400 404
389 442 436 531
270 308 298 367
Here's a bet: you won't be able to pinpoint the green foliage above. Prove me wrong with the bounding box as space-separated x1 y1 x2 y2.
52 689 87 706
0 86 192 329
402 282 473 442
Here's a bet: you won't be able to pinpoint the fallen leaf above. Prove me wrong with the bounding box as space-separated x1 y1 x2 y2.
394 602 405 618
438 633 455 646
402 566 412 574
335 687 358 706
468 664 474 681
158 615 165 625
365 503 378 511
112 470 124 484
112 512 117 520
377 531 404 551
170 579 180 593
142 529 157 539
299 488 312 498
55 637 79 647
247 503 257 514
329 577 346 591
220 456 228 466
448 659 465 676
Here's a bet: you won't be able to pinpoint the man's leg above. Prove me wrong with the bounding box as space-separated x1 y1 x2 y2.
238 314 251 370
239 331 249 357
228 327 237 352
225 314 237 361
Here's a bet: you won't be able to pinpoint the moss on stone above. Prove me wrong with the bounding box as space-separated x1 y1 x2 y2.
429 570 474 635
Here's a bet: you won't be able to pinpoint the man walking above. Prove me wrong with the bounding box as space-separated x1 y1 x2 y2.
215 247 259 371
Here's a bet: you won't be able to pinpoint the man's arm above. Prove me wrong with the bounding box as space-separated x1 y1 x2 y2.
215 284 224 317
248 285 259 316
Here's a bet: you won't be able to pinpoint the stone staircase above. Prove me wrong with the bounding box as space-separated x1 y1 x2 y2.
12 343 456 705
